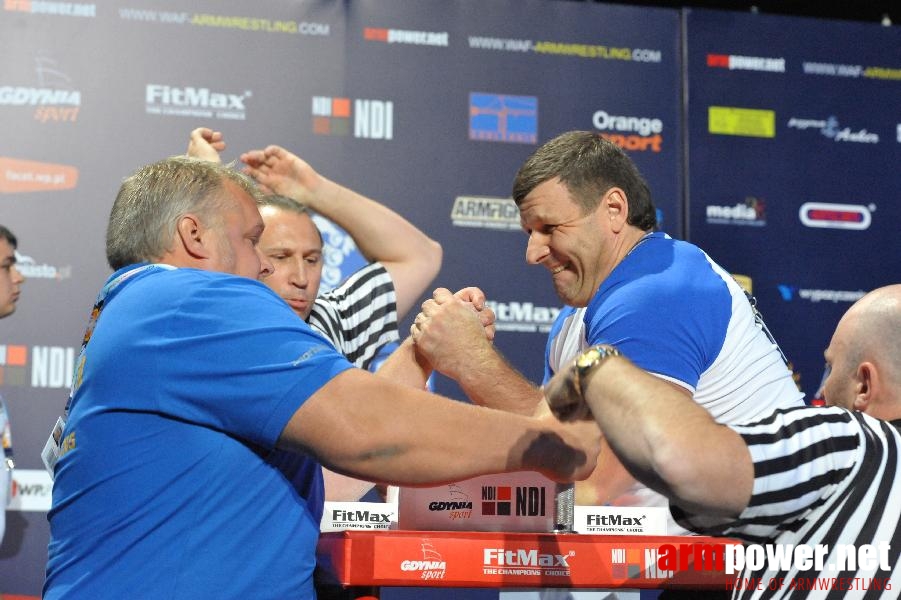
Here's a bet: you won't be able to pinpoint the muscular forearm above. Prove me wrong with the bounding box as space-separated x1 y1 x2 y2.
282 369 593 486
374 337 431 390
454 347 544 416
580 357 753 516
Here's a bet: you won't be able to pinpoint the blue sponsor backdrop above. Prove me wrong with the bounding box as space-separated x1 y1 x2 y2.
684 8 901 400
0 0 897 596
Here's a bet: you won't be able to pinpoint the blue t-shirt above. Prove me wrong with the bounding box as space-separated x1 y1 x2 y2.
44 266 353 600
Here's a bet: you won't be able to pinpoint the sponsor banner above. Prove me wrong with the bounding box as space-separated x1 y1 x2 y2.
592 109 664 152
485 300 559 334
0 157 79 193
145 84 251 120
787 116 879 144
798 202 873 230
706 53 785 73
3 0 96 17
705 197 766 226
397 472 556 533
14 250 72 281
8 468 53 512
0 55 82 123
469 93 538 144
574 506 668 535
321 501 397 532
318 530 734 588
118 8 330 35
450 196 520 230
801 61 901 81
708 106 775 138
0 344 76 388
311 96 393 140
467 36 663 63
363 27 448 47
777 285 866 304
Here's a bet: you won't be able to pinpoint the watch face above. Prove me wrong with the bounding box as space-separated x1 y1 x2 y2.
576 349 600 369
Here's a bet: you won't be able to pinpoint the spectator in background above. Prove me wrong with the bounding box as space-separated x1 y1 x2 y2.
43 156 599 599
0 225 25 546
410 131 804 535
542 284 901 594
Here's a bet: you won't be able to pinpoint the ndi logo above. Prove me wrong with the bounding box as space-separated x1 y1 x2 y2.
469 93 537 144
0 345 76 388
311 96 393 140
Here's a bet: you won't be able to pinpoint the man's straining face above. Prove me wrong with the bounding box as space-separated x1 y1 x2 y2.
257 206 323 320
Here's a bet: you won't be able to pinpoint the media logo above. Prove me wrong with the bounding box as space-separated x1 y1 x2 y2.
145 84 250 120
0 344 76 388
363 27 448 47
0 157 79 193
777 285 865 304
799 202 873 230
787 116 879 144
469 93 538 144
399 540 447 581
485 300 559 333
0 56 82 123
311 96 393 140
3 0 95 17
592 109 663 152
14 250 72 280
481 485 546 517
707 53 785 73
705 197 766 226
450 196 519 230
709 106 775 138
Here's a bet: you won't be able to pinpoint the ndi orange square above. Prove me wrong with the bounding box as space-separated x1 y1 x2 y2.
7 345 26 366
497 486 512 501
332 98 351 118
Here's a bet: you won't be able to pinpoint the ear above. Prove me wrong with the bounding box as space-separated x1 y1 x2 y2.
851 362 876 412
175 214 211 260
602 187 629 234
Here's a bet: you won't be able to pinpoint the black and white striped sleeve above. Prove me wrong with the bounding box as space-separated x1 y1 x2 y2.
307 262 399 370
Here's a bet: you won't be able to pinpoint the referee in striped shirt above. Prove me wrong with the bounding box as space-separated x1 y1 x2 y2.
546 284 901 599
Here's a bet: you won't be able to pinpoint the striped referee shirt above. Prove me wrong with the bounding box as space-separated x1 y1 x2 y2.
308 262 399 369
673 406 901 599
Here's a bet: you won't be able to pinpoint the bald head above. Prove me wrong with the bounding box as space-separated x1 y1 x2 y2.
823 284 901 420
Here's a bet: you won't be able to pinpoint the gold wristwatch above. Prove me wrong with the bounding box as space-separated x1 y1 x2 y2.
573 344 621 396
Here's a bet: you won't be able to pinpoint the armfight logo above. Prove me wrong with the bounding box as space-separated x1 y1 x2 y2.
450 196 520 230
145 84 250 120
